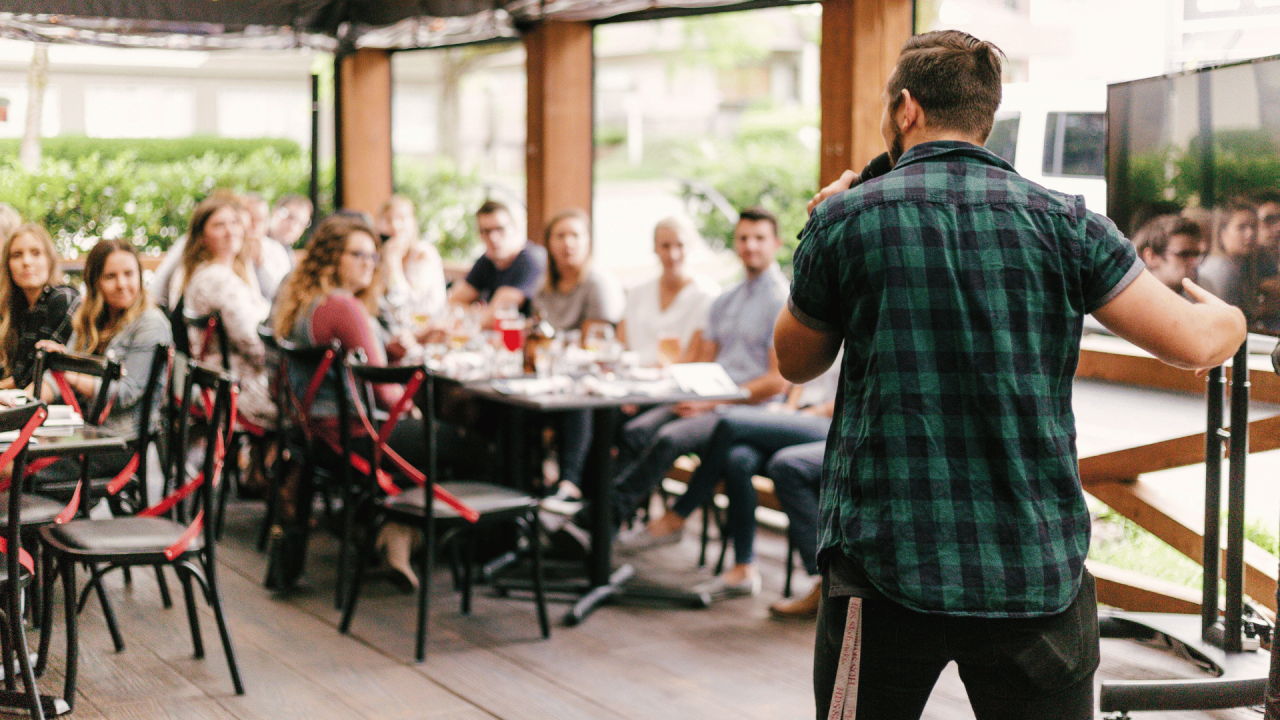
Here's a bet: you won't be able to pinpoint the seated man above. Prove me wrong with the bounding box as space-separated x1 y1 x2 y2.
621 359 838 599
1132 214 1205 293
762 441 824 617
573 207 790 549
447 199 546 322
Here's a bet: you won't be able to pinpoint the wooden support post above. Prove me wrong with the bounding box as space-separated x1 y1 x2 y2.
819 0 913 187
337 48 393 218
525 21 593 244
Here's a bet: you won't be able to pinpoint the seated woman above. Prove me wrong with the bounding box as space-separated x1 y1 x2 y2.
533 209 624 497
35 239 172 505
618 359 839 601
1197 196 1260 320
0 224 78 391
377 196 447 328
619 216 720 366
272 214 426 591
179 193 275 431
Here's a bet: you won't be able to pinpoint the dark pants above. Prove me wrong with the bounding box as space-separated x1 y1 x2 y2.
765 441 824 575
670 410 830 566
814 570 1099 720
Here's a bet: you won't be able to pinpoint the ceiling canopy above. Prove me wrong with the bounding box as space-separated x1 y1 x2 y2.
0 0 805 51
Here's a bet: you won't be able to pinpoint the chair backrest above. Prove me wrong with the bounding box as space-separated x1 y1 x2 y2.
275 335 346 430
130 345 173 504
183 306 230 372
0 401 48 574
165 360 235 535
31 348 123 426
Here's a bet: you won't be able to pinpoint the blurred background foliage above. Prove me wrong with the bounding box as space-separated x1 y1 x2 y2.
0 137 486 261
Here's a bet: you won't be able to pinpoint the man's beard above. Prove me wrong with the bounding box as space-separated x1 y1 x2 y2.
888 124 905 165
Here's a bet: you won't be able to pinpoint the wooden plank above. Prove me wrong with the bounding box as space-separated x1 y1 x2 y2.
1080 414 1280 484
1087 479 1279 612
1077 335 1280 404
1088 561 1203 614
524 21 593 244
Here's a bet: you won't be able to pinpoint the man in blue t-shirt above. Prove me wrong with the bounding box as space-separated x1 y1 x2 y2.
448 199 547 320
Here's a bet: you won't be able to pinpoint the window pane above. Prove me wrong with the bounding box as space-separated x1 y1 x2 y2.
1058 112 1105 177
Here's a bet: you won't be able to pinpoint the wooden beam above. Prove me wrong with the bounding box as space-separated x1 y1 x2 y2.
1079 414 1280 485
337 48 393 218
819 0 913 187
1087 479 1279 612
525 21 593 244
1077 335 1280 404
1088 561 1203 614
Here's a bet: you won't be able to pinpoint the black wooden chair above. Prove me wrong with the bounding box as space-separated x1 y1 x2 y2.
37 361 245 706
0 402 64 719
337 362 550 661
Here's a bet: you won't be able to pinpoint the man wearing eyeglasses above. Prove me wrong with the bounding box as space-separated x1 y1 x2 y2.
1132 214 1206 293
448 199 546 321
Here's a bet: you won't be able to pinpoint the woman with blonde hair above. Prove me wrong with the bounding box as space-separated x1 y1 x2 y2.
35 239 171 500
179 192 274 429
0 223 78 390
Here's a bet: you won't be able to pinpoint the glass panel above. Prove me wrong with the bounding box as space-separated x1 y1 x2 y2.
1056 112 1106 177
985 114 1020 165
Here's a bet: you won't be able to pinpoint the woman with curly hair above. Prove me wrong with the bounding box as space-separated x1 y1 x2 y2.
0 223 78 390
271 213 426 591
35 239 171 501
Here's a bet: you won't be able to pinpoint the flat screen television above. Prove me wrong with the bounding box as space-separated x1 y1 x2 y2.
1108 54 1280 336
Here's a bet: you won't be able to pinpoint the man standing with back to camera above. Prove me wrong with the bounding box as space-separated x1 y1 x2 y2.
775 30 1247 719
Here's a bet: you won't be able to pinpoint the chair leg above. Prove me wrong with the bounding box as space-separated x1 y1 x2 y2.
8 575 45 720
176 567 205 659
0 599 15 692
784 532 796 599
59 559 78 711
414 516 433 663
460 534 474 616
88 565 124 653
35 556 56 677
526 513 550 639
154 565 172 609
337 523 370 635
714 508 729 576
200 559 245 695
698 503 711 568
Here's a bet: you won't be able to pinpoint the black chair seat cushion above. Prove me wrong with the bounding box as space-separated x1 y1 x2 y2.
0 493 67 527
45 516 204 555
384 481 536 520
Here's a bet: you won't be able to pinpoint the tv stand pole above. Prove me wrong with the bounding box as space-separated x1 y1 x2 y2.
1100 343 1270 717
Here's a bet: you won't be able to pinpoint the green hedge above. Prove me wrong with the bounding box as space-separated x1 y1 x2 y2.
0 147 485 261
0 136 302 164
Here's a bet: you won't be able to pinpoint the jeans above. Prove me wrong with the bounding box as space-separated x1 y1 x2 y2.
814 567 1100 720
555 410 592 489
765 441 825 575
608 405 721 524
669 410 830 566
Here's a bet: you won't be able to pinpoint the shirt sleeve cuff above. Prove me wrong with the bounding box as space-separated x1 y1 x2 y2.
1085 256 1145 314
787 296 839 333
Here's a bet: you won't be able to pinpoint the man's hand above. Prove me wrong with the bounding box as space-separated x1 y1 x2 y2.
807 170 856 216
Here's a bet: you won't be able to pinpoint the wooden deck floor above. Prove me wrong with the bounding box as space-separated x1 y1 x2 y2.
12 496 1264 720
15 376 1279 720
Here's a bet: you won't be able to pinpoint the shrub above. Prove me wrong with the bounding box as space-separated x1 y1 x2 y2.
0 136 302 164
0 145 485 261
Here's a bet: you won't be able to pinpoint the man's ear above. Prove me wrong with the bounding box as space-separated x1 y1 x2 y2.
898 89 924 132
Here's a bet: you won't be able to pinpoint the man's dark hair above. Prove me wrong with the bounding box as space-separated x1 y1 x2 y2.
476 199 511 218
1250 188 1280 207
275 193 313 214
1132 214 1203 257
886 30 1005 140
737 206 778 237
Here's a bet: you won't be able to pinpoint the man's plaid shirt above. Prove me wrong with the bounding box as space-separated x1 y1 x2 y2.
789 141 1142 617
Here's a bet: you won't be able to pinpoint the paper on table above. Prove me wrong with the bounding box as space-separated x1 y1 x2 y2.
666 363 738 397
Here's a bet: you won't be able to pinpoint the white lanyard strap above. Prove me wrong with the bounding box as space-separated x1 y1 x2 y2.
827 597 863 720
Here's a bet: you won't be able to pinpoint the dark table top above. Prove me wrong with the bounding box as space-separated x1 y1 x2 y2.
9 425 129 460
459 378 748 411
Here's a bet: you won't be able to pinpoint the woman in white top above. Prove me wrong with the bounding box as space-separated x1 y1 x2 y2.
179 192 274 429
377 196 447 327
618 216 720 366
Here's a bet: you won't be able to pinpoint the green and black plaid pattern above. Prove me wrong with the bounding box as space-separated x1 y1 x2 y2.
790 141 1142 617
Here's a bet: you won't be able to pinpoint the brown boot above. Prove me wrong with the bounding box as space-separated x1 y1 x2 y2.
769 582 822 619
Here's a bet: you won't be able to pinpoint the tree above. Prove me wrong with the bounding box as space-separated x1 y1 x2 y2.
19 43 48 172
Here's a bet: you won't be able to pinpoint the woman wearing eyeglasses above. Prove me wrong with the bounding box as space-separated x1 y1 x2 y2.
272 213 427 591
179 192 275 430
